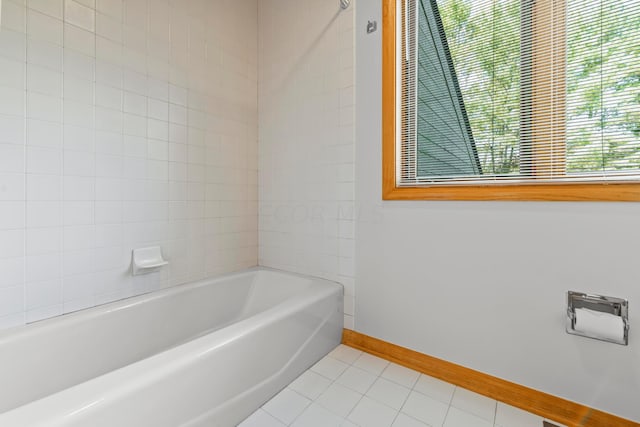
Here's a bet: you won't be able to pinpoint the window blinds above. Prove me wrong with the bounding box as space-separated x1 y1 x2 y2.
398 0 640 186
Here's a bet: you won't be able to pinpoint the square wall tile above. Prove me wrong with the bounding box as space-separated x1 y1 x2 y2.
0 286 25 317
28 0 64 20
0 0 258 328
65 0 95 32
27 9 63 45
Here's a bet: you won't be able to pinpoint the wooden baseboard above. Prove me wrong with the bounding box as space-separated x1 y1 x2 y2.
342 329 638 427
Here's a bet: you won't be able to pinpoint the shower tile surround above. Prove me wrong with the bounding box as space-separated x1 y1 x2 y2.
257 1 356 329
0 0 354 329
0 0 258 327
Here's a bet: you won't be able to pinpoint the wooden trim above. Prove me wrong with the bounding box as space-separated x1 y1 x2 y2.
342 329 640 427
383 182 640 201
381 0 640 202
382 0 397 199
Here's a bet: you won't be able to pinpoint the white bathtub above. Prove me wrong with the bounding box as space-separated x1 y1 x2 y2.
0 268 343 427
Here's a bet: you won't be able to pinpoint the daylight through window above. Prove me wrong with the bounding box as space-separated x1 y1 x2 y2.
392 0 640 190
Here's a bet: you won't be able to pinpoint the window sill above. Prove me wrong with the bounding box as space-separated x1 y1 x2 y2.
382 182 640 201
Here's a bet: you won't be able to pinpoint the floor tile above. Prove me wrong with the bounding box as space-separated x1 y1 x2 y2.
316 382 363 418
366 377 411 410
348 396 399 427
391 413 431 427
353 352 389 376
289 370 333 400
400 390 449 427
329 344 363 365
249 344 560 427
238 409 287 427
310 356 350 380
443 406 493 427
495 402 544 427
449 387 497 423
412 373 456 405
381 362 420 389
336 365 378 394
291 402 346 427
262 388 311 425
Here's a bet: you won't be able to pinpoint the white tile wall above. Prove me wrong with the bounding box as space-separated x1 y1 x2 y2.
0 0 258 329
257 0 356 329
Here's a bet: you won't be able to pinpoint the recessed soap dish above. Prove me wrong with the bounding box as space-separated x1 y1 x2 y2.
132 246 168 276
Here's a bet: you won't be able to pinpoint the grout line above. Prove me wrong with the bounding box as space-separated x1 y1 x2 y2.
262 346 549 427
442 403 454 426
59 0 67 318
283 387 312 426
388 400 403 426
22 0 28 327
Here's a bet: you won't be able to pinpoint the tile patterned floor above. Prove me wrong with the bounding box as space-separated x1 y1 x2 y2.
239 345 567 427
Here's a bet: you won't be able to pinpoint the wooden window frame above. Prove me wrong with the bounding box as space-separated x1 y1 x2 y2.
382 0 640 201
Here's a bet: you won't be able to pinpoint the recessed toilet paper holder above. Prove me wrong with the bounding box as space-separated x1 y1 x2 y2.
567 291 629 345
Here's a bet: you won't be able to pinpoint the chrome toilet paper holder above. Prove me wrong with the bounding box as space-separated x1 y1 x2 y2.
567 291 629 345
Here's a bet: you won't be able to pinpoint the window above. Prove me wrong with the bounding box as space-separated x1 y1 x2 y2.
382 0 640 201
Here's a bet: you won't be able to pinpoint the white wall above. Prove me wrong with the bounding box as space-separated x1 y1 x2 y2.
258 0 355 328
0 0 258 328
355 0 640 422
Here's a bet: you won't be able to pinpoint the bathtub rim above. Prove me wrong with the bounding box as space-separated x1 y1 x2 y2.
0 267 342 344
0 267 343 426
